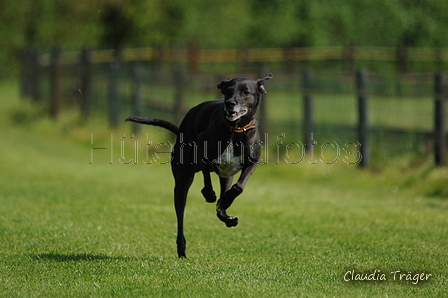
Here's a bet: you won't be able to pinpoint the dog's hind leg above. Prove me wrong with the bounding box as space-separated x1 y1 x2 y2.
200 162 217 203
173 166 194 258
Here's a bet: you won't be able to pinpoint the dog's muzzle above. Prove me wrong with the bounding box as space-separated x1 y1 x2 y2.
225 109 247 121
224 100 247 121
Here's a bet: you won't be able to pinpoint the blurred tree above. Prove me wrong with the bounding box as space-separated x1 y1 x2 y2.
134 0 252 48
101 3 133 50
0 0 34 77
182 0 252 48
0 0 103 78
1 0 448 78
122 0 164 46
247 0 302 47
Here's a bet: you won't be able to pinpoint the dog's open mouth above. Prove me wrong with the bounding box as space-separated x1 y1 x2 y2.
226 110 247 121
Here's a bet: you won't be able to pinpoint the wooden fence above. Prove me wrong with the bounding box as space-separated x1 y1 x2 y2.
20 46 448 167
33 46 448 66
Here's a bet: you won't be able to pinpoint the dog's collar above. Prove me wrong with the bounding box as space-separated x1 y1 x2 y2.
226 118 256 133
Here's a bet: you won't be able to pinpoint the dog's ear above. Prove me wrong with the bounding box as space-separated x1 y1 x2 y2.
256 73 273 95
217 78 232 94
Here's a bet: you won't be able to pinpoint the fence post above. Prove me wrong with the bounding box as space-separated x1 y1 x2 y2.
153 46 164 82
258 65 270 137
357 70 369 168
132 63 144 134
303 69 314 152
50 46 62 118
173 64 186 125
434 73 446 166
284 46 296 74
344 43 355 73
188 40 200 75
108 59 121 128
239 48 250 75
80 48 92 119
30 47 42 102
21 48 33 99
396 43 409 73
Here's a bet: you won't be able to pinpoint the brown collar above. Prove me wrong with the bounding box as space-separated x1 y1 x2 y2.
226 118 256 133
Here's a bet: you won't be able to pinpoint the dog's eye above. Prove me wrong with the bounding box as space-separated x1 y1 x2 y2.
225 87 234 96
243 90 251 96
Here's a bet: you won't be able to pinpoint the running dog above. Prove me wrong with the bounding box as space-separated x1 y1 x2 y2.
126 73 273 257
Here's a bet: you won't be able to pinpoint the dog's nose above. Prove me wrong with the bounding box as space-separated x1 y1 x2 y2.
225 99 237 109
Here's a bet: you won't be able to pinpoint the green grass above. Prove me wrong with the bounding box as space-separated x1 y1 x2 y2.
0 81 447 297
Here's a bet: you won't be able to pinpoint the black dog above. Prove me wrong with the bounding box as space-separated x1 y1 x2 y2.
126 73 273 257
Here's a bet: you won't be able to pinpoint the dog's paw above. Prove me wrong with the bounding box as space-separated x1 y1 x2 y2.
217 211 238 227
225 216 238 227
201 187 216 203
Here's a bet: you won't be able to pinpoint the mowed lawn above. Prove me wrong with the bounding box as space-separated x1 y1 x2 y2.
0 82 447 297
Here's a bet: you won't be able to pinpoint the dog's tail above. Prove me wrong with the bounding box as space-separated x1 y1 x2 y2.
125 116 179 134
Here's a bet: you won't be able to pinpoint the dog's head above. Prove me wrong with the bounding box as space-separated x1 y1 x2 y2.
217 73 273 122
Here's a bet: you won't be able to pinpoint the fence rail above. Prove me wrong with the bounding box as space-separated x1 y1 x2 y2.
36 46 448 67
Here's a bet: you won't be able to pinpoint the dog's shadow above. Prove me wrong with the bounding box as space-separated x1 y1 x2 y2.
31 253 158 262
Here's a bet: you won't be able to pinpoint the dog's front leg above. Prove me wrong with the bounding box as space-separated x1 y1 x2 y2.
216 163 257 227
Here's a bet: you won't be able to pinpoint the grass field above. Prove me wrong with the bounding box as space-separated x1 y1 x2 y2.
0 81 447 297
